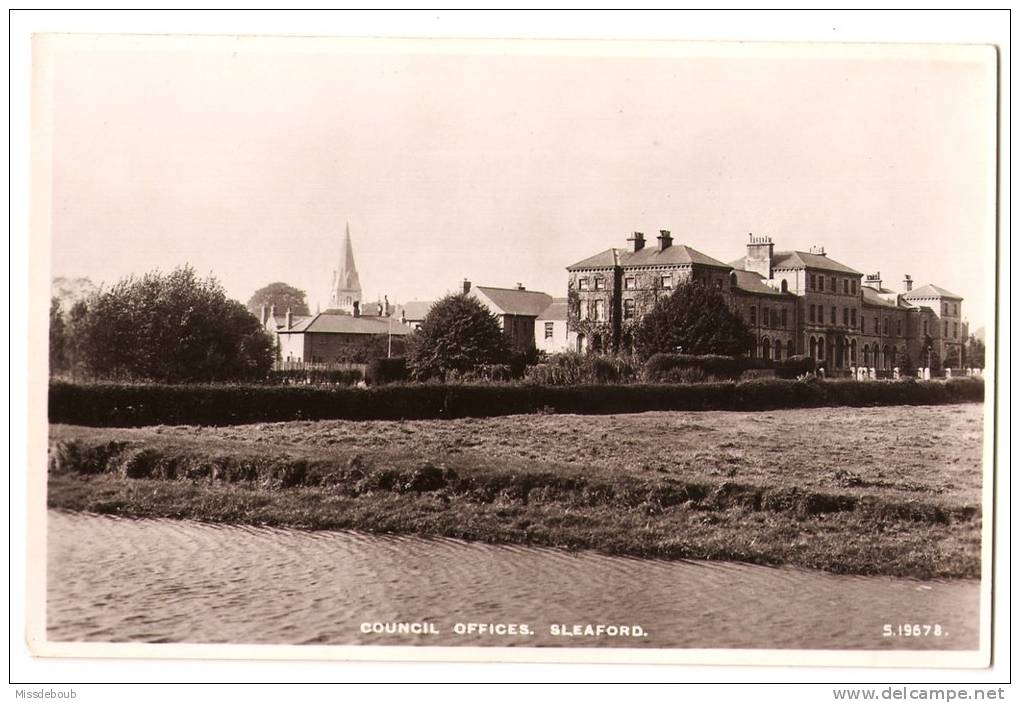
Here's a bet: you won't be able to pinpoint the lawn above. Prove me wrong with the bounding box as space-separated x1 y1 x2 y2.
47 403 985 579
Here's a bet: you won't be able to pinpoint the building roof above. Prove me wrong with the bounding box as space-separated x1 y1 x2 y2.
771 250 862 275
861 286 899 309
567 248 621 270
398 301 434 321
730 270 790 297
568 243 731 271
474 286 554 317
623 244 731 269
536 298 568 321
902 283 963 301
279 312 410 336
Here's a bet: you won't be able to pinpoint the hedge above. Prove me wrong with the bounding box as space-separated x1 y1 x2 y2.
48 377 985 427
267 368 363 386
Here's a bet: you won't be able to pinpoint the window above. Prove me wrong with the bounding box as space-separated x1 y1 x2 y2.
594 277 605 291
715 278 723 289
809 304 816 323
781 308 788 328
843 307 849 326
851 280 857 295
953 322 958 338
874 317 880 334
781 279 788 293
883 318 889 335
944 320 949 336
843 279 849 295
623 299 635 320
851 309 857 327
660 275 672 289
923 320 929 335
593 300 605 322
763 306 770 328
896 320 902 336
544 322 554 339
954 304 958 315
624 277 635 290
750 306 757 325
830 276 836 292
579 277 589 291
809 274 815 290
830 306 836 325
771 310 779 328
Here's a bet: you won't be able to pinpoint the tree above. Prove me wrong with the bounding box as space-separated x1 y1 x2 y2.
895 346 914 371
49 298 68 375
247 282 310 318
406 294 510 380
965 334 985 369
71 266 275 382
633 280 754 360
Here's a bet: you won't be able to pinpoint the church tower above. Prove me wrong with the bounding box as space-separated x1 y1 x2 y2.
329 222 363 314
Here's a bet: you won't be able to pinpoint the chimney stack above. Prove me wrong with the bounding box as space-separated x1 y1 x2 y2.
516 283 525 291
285 308 293 329
657 229 673 252
865 272 882 290
384 295 390 317
903 274 913 292
745 233 774 279
628 231 646 252
809 245 826 256
462 279 471 295
353 301 361 318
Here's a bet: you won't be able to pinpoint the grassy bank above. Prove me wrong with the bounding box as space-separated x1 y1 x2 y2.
48 404 984 578
48 377 984 427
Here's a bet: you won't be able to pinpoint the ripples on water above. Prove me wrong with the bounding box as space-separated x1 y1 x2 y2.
46 510 979 649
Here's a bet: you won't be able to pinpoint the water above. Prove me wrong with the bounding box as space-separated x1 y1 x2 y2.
47 510 979 649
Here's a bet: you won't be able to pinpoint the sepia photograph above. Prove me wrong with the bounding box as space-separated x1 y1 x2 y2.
21 23 1000 674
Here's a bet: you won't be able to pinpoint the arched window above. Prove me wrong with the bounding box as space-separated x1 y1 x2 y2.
863 344 871 366
576 334 586 354
883 345 891 370
761 337 771 360
774 338 782 360
818 337 825 361
730 272 738 287
781 279 788 293
850 339 857 364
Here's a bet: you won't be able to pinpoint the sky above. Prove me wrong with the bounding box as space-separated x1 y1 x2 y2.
44 36 997 329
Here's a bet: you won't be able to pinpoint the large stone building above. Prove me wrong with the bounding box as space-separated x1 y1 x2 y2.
567 231 965 371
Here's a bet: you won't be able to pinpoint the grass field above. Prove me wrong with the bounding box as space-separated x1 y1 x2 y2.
48 403 985 579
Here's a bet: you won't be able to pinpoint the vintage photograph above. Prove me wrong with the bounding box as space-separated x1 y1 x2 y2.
28 33 997 665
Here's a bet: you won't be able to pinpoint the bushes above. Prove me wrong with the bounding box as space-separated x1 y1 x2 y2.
643 353 765 382
366 357 408 385
776 355 816 380
525 353 640 385
49 377 985 427
268 368 363 386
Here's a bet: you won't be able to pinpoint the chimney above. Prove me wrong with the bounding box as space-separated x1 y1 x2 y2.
745 233 774 279
377 301 384 316
865 272 882 290
285 308 293 329
353 301 361 318
462 279 471 295
809 245 826 256
903 274 913 292
627 231 645 252
516 283 525 291
657 229 673 252
260 303 268 325
384 295 390 317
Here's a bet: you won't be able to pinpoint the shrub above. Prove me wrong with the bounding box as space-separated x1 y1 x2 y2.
268 368 363 386
634 281 755 359
49 377 985 427
524 353 640 385
406 294 510 380
366 357 408 385
776 355 816 380
643 353 762 382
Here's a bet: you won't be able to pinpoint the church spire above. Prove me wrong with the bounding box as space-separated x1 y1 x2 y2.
329 221 363 312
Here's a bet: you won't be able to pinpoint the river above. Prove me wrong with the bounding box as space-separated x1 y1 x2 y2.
46 510 979 649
